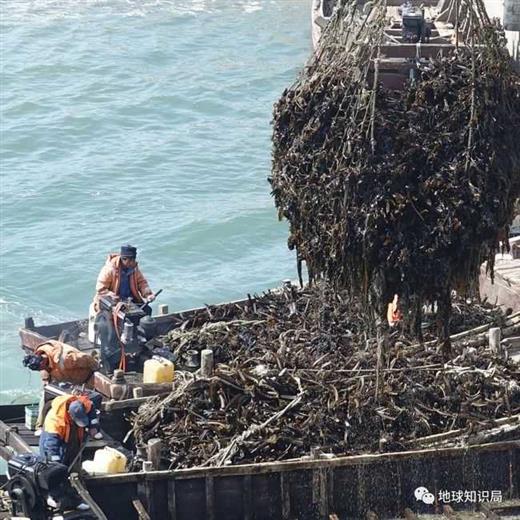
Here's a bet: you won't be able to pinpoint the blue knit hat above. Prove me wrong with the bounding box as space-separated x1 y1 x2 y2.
120 244 137 258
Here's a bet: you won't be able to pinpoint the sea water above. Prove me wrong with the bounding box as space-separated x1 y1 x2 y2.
0 0 311 403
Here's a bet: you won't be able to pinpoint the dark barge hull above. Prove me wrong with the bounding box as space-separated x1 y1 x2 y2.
86 440 520 520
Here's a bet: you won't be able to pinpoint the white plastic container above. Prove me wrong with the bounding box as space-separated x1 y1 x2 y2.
85 447 127 474
143 357 174 384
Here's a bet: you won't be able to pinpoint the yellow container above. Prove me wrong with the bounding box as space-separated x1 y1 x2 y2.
143 357 174 384
91 447 127 474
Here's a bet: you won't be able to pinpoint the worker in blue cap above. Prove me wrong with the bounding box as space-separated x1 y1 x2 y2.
39 393 101 466
39 393 101 510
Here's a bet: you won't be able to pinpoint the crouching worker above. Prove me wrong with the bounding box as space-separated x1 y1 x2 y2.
23 340 99 434
39 394 101 511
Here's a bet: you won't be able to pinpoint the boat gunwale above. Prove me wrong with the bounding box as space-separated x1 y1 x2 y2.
84 439 520 484
18 295 258 341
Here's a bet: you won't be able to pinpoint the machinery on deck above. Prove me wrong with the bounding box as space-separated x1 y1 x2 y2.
94 295 158 374
6 454 94 520
399 1 432 42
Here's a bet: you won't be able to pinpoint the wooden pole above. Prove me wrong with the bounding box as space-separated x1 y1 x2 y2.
201 349 214 377
69 472 108 520
147 438 163 470
489 327 502 354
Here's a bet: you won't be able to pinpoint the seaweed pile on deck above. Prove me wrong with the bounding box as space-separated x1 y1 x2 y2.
270 0 520 338
132 286 520 469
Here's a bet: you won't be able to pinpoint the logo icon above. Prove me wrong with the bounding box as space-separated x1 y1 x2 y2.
415 486 435 505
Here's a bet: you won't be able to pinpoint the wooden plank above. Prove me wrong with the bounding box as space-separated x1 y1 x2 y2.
357 465 366 516
280 472 291 519
378 43 458 59
205 476 215 520
318 467 329 518
327 467 334 515
167 479 177 520
69 472 108 520
102 395 168 411
0 420 32 461
242 474 252 520
133 499 152 520
312 468 329 518
18 329 48 350
138 480 156 520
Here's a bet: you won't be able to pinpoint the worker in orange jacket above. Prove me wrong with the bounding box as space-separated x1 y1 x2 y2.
39 394 101 466
93 244 155 311
39 394 101 510
23 340 99 386
93 245 156 373
23 340 99 433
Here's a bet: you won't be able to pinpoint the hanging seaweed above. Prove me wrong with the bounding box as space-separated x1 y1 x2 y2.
270 0 520 342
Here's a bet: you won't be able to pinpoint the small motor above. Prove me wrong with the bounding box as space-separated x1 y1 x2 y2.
6 454 67 519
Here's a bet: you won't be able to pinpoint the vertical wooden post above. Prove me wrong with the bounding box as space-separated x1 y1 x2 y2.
205 476 215 520
280 473 291 519
311 468 328 518
201 349 214 377
489 327 502 355
243 475 252 520
167 480 177 520
147 438 163 470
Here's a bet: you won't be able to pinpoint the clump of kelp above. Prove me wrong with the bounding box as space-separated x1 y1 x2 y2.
270 0 520 347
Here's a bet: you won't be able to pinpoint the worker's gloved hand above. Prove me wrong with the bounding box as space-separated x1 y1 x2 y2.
146 293 156 303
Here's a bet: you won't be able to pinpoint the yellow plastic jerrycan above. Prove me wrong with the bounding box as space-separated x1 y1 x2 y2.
143 356 174 384
92 446 127 474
